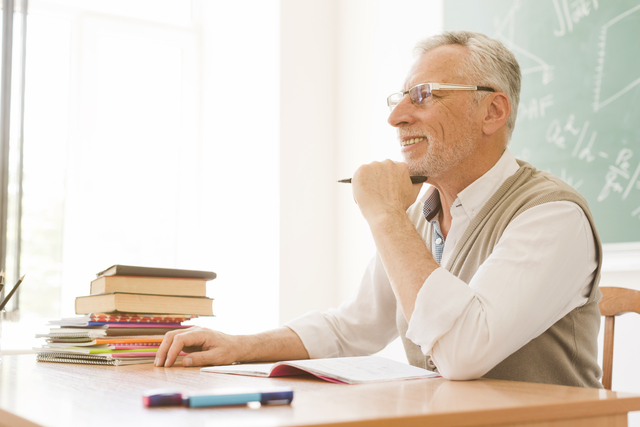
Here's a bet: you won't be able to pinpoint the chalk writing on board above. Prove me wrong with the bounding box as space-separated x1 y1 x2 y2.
519 94 554 120
593 3 640 112
552 0 600 37
597 149 640 205
544 114 602 164
494 1 554 85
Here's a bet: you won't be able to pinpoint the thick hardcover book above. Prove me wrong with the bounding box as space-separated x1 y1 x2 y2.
201 356 439 385
75 293 214 316
96 265 216 280
90 275 207 297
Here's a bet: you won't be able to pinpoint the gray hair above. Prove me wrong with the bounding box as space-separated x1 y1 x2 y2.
414 31 521 140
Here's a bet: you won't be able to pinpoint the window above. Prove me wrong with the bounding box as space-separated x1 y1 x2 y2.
2 0 281 352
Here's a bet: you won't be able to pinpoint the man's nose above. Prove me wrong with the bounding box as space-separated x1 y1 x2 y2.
387 95 416 128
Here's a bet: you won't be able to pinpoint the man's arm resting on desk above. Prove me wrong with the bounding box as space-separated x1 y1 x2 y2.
154 326 310 367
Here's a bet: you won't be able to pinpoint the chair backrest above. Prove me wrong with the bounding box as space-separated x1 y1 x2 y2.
598 286 640 390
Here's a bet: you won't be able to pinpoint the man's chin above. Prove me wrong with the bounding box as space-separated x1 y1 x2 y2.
402 157 426 176
407 165 429 177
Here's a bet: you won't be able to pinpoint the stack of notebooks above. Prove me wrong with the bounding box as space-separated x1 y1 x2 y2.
35 265 216 366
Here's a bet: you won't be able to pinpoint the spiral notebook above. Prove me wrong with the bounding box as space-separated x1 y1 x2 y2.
36 352 184 366
36 352 153 366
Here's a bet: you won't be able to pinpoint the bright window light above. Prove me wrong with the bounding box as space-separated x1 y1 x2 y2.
3 0 280 352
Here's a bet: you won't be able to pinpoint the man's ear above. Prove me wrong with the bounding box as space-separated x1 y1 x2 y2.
481 92 511 135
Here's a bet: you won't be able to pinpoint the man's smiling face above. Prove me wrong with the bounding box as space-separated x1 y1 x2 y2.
387 44 484 179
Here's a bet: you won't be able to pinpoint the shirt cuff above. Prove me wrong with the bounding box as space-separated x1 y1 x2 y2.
406 267 475 354
284 310 342 359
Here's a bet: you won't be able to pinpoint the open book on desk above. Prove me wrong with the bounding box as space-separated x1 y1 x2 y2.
200 356 440 385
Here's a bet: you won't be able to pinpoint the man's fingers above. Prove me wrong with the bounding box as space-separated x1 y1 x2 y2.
163 334 186 367
163 328 208 367
154 328 183 367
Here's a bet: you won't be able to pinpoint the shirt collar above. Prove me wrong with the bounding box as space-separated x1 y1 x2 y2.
421 148 520 221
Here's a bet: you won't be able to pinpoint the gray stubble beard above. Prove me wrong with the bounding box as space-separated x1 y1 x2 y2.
401 130 476 179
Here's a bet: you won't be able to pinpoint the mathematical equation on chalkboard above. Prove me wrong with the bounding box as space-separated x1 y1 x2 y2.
522 109 640 222
486 0 640 233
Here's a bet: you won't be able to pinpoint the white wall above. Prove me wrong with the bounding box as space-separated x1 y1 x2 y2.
199 0 281 335
279 0 339 325
278 0 444 326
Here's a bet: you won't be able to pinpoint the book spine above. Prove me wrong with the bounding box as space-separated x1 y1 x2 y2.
90 317 189 323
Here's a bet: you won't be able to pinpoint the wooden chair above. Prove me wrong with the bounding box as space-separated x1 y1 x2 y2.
598 286 640 390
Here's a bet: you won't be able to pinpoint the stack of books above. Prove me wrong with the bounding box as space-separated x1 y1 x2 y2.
35 265 216 366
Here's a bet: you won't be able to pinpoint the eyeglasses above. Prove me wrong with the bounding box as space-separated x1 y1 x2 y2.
387 83 496 111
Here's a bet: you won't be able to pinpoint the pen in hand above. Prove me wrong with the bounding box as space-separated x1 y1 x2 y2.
338 176 428 184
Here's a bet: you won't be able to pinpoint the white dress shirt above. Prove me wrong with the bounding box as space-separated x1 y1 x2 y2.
286 149 598 380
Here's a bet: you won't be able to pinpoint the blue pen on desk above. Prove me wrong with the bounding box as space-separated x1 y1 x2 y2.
143 387 294 408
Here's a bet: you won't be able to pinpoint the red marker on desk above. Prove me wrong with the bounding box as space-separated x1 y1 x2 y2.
143 387 294 408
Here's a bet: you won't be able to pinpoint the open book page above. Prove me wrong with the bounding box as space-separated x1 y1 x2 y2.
279 356 438 384
201 356 439 384
202 363 275 377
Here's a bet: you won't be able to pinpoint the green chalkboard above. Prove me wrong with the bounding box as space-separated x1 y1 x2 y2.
444 0 640 244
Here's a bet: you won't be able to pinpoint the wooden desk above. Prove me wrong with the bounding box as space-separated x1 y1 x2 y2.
1 354 640 427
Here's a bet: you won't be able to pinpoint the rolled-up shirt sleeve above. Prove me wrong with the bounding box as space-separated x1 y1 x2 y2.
285 252 400 359
406 201 597 380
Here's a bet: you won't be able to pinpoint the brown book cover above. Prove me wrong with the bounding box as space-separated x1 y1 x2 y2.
90 276 207 297
96 265 216 280
75 293 214 316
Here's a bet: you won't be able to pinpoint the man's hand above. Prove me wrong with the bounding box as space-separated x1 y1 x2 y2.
154 326 310 368
155 326 244 367
351 160 423 225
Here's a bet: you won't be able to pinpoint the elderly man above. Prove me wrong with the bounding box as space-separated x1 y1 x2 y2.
155 31 602 388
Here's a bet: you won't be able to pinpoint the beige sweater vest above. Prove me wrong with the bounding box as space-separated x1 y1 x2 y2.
397 161 603 388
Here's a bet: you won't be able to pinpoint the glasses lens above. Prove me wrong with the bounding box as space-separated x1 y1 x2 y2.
387 93 402 110
410 84 431 106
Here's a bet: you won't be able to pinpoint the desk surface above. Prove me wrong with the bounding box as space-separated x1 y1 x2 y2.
1 354 640 427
